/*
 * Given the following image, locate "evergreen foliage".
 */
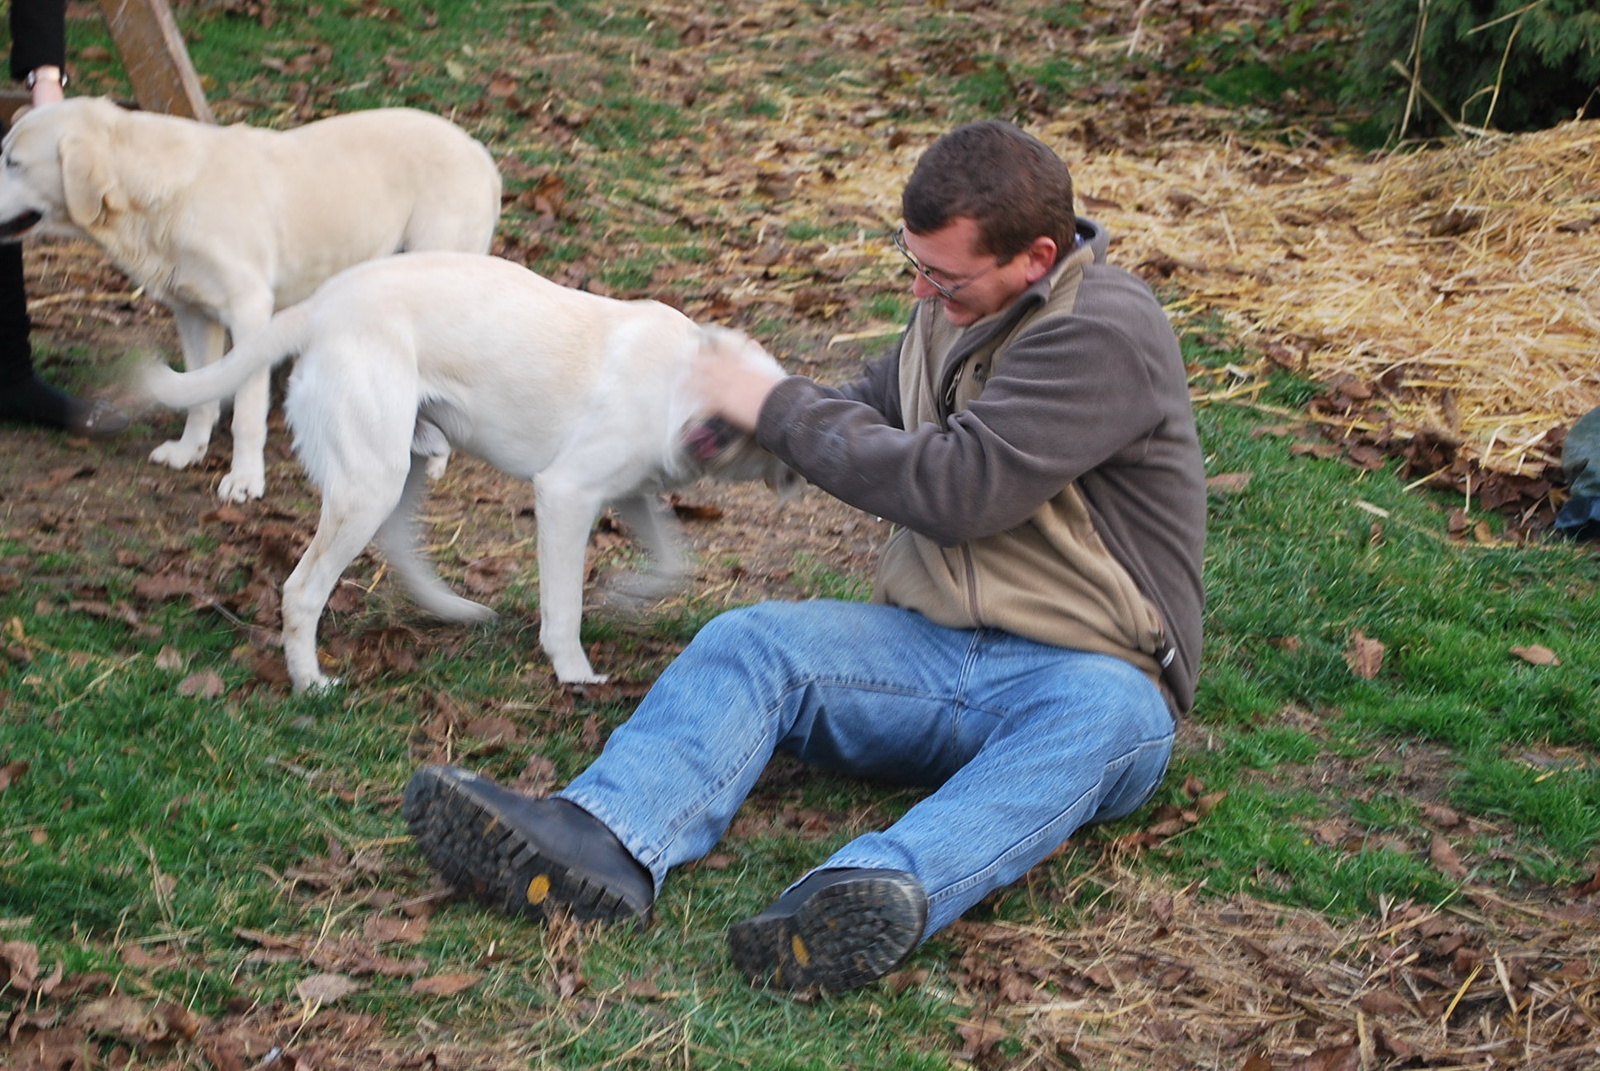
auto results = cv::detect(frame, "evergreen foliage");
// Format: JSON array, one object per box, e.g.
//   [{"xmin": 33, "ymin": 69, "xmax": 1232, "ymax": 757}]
[{"xmin": 1346, "ymin": 0, "xmax": 1600, "ymax": 139}]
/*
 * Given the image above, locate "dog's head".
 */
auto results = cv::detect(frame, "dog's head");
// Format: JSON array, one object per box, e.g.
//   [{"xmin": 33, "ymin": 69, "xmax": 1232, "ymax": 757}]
[
  {"xmin": 0, "ymin": 98, "xmax": 126, "ymax": 243},
  {"xmin": 687, "ymin": 326, "xmax": 803, "ymax": 499}
]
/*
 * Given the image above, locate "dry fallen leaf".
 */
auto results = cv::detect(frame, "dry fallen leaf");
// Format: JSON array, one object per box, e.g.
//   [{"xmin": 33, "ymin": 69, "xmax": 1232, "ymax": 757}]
[
  {"xmin": 1509, "ymin": 644, "xmax": 1560, "ymax": 666},
  {"xmin": 954, "ymin": 1016, "xmax": 1009, "ymax": 1061},
  {"xmin": 363, "ymin": 915, "xmax": 429, "ymax": 945},
  {"xmin": 0, "ymin": 760, "xmax": 28, "ymax": 793},
  {"xmin": 70, "ymin": 994, "xmax": 202, "ymax": 1043},
  {"xmin": 1205, "ymin": 471, "xmax": 1253, "ymax": 493},
  {"xmin": 1288, "ymin": 1042, "xmax": 1362, "ymax": 1071},
  {"xmin": 1240, "ymin": 1051, "xmax": 1273, "ymax": 1071},
  {"xmin": 1344, "ymin": 629, "xmax": 1384, "ymax": 680},
  {"xmin": 410, "ymin": 972, "xmax": 483, "ymax": 997},
  {"xmin": 1429, "ymin": 833, "xmax": 1468, "ymax": 880},
  {"xmin": 295, "ymin": 972, "xmax": 363, "ymax": 1005},
  {"xmin": 177, "ymin": 669, "xmax": 226, "ymax": 699},
  {"xmin": 1359, "ymin": 989, "xmax": 1410, "ymax": 1016},
  {"xmin": 1, "ymin": 940, "xmax": 40, "ymax": 990}
]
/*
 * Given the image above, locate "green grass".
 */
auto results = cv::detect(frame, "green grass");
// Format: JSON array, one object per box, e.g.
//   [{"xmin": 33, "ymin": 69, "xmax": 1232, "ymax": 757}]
[
  {"xmin": 2, "ymin": 1, "xmax": 1597, "ymax": 1066},
  {"xmin": 7, "ymin": 335, "xmax": 1598, "ymax": 1062},
  {"xmin": 1153, "ymin": 355, "xmax": 1600, "ymax": 912}
]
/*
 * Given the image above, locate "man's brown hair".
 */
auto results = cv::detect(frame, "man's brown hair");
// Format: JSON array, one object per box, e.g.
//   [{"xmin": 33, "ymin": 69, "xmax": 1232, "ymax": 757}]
[{"xmin": 900, "ymin": 120, "xmax": 1076, "ymax": 264}]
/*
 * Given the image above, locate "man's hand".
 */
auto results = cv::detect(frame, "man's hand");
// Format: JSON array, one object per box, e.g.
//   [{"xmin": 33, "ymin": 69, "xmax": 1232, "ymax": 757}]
[{"xmin": 690, "ymin": 331, "xmax": 786, "ymax": 433}]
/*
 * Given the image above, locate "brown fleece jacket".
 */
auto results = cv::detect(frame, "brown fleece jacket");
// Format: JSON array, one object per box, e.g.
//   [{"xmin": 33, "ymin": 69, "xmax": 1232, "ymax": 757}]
[{"xmin": 755, "ymin": 220, "xmax": 1206, "ymax": 714}]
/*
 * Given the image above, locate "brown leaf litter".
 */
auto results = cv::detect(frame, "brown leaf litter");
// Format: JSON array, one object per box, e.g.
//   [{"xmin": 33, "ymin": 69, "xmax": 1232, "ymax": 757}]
[
  {"xmin": 945, "ymin": 863, "xmax": 1600, "ymax": 1071},
  {"xmin": 8, "ymin": 854, "xmax": 1595, "ymax": 1070}
]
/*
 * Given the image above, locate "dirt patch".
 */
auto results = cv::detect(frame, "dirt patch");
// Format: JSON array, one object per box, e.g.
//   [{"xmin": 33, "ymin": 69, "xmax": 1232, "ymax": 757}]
[{"xmin": 3, "ymin": 237, "xmax": 885, "ymax": 693}]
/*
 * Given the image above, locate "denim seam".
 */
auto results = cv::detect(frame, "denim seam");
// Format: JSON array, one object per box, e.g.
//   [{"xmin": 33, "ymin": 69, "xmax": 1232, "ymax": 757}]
[
  {"xmin": 630, "ymin": 681, "xmax": 822, "ymax": 873},
  {"xmin": 917, "ymin": 734, "xmax": 1170, "ymax": 915},
  {"xmin": 948, "ymin": 629, "xmax": 985, "ymax": 750}
]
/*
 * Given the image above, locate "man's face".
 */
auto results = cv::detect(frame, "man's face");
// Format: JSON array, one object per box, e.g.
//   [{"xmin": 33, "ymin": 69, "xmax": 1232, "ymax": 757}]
[{"xmin": 898, "ymin": 217, "xmax": 1045, "ymax": 327}]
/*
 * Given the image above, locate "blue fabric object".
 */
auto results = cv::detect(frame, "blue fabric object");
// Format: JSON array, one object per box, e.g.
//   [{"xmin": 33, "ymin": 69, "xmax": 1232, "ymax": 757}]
[
  {"xmin": 1557, "ymin": 405, "xmax": 1600, "ymax": 540},
  {"xmin": 558, "ymin": 599, "xmax": 1174, "ymax": 939},
  {"xmin": 1554, "ymin": 495, "xmax": 1600, "ymax": 540}
]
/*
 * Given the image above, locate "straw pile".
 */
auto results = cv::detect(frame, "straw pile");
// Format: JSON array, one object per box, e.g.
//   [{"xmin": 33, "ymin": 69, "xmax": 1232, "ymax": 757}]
[
  {"xmin": 1060, "ymin": 117, "xmax": 1600, "ymax": 487},
  {"xmin": 657, "ymin": 102, "xmax": 1598, "ymax": 512}
]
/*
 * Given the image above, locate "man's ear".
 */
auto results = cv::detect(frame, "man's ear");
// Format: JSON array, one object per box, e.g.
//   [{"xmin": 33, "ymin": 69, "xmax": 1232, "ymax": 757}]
[
  {"xmin": 1022, "ymin": 235, "xmax": 1059, "ymax": 285},
  {"xmin": 59, "ymin": 132, "xmax": 118, "ymax": 229}
]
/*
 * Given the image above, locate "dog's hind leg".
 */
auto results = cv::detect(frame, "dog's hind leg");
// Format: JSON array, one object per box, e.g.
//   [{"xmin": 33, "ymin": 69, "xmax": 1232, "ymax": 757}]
[
  {"xmin": 373, "ymin": 454, "xmax": 497, "ymax": 624},
  {"xmin": 282, "ymin": 474, "xmax": 403, "ymax": 693},
  {"xmin": 149, "ymin": 308, "xmax": 225, "ymax": 473},
  {"xmin": 531, "ymin": 475, "xmax": 608, "ymax": 684}
]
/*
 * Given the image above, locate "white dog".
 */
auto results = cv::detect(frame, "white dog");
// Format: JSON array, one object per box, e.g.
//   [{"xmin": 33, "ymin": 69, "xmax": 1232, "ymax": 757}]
[
  {"xmin": 0, "ymin": 97, "xmax": 501, "ymax": 501},
  {"xmin": 137, "ymin": 251, "xmax": 797, "ymax": 691}
]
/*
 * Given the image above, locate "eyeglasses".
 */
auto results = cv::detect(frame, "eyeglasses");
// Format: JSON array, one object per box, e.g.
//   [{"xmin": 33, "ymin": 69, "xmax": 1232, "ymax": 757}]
[{"xmin": 891, "ymin": 227, "xmax": 1000, "ymax": 302}]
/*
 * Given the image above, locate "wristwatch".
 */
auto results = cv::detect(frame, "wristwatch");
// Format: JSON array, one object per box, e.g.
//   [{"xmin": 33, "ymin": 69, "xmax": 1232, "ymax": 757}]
[{"xmin": 24, "ymin": 68, "xmax": 67, "ymax": 90}]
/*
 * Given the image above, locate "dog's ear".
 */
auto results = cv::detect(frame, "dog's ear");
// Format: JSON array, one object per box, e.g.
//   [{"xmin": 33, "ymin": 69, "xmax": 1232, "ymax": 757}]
[
  {"xmin": 58, "ymin": 131, "xmax": 119, "ymax": 231},
  {"xmin": 696, "ymin": 325, "xmax": 740, "ymax": 358}
]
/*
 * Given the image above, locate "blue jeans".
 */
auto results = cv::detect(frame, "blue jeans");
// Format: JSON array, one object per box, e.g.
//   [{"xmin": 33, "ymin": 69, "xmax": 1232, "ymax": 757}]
[{"xmin": 559, "ymin": 600, "xmax": 1175, "ymax": 938}]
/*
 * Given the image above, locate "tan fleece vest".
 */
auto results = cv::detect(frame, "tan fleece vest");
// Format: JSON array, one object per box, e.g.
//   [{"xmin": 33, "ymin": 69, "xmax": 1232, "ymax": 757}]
[{"xmin": 871, "ymin": 244, "xmax": 1169, "ymax": 683}]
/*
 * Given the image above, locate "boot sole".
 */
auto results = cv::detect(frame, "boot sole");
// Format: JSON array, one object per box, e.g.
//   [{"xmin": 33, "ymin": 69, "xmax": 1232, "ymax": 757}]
[
  {"xmin": 402, "ymin": 766, "xmax": 647, "ymax": 926},
  {"xmin": 727, "ymin": 873, "xmax": 927, "ymax": 991}
]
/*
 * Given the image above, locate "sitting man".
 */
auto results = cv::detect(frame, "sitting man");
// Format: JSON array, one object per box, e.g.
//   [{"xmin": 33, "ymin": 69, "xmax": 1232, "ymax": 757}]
[{"xmin": 404, "ymin": 119, "xmax": 1206, "ymax": 993}]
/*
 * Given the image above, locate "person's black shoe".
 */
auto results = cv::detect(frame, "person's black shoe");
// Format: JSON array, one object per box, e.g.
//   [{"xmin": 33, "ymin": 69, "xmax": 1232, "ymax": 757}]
[
  {"xmin": 0, "ymin": 375, "xmax": 128, "ymax": 438},
  {"xmin": 68, "ymin": 396, "xmax": 131, "ymax": 438},
  {"xmin": 402, "ymin": 765, "xmax": 654, "ymax": 927},
  {"xmin": 727, "ymin": 868, "xmax": 927, "ymax": 992}
]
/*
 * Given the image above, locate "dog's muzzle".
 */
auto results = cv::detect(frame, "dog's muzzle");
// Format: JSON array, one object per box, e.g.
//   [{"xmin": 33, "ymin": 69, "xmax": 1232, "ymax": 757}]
[
  {"xmin": 684, "ymin": 417, "xmax": 740, "ymax": 464},
  {"xmin": 0, "ymin": 210, "xmax": 42, "ymax": 240}
]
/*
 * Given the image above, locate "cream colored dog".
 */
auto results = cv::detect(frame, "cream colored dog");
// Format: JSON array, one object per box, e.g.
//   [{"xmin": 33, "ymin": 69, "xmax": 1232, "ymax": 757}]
[
  {"xmin": 137, "ymin": 251, "xmax": 797, "ymax": 691},
  {"xmin": 0, "ymin": 97, "xmax": 501, "ymax": 501}
]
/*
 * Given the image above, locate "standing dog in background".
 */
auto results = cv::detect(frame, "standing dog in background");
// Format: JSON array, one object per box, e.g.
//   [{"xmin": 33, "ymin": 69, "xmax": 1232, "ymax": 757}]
[
  {"xmin": 137, "ymin": 252, "xmax": 799, "ymax": 691},
  {"xmin": 0, "ymin": 97, "xmax": 501, "ymax": 500}
]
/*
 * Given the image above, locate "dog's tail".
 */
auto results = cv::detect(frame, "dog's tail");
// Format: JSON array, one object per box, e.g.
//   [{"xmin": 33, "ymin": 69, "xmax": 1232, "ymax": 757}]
[{"xmin": 134, "ymin": 301, "xmax": 315, "ymax": 410}]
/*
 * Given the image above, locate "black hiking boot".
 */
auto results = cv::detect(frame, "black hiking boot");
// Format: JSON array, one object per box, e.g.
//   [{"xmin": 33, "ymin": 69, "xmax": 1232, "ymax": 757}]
[
  {"xmin": 727, "ymin": 868, "xmax": 927, "ymax": 992},
  {"xmin": 0, "ymin": 375, "xmax": 129, "ymax": 438},
  {"xmin": 403, "ymin": 765, "xmax": 653, "ymax": 927}
]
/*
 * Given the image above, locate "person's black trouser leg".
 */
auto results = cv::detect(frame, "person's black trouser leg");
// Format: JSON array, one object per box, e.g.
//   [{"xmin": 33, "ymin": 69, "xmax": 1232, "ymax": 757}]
[
  {"xmin": 0, "ymin": 238, "xmax": 76, "ymax": 428},
  {"xmin": 0, "ymin": 238, "xmax": 36, "ymax": 383}
]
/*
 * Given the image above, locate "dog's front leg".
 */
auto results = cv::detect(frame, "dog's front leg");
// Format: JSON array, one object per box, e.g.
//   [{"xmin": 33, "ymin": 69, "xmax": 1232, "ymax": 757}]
[
  {"xmin": 148, "ymin": 309, "xmax": 225, "ymax": 472},
  {"xmin": 592, "ymin": 493, "xmax": 691, "ymax": 611},
  {"xmin": 216, "ymin": 300, "xmax": 275, "ymax": 503},
  {"xmin": 612, "ymin": 493, "xmax": 689, "ymax": 583},
  {"xmin": 532, "ymin": 477, "xmax": 607, "ymax": 684}
]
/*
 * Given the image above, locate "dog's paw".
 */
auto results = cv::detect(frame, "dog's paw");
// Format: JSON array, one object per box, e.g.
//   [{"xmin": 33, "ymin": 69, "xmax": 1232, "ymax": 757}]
[
  {"xmin": 217, "ymin": 469, "xmax": 266, "ymax": 503},
  {"xmin": 558, "ymin": 671, "xmax": 611, "ymax": 688},
  {"xmin": 424, "ymin": 454, "xmax": 449, "ymax": 480},
  {"xmin": 591, "ymin": 570, "xmax": 688, "ymax": 616},
  {"xmin": 297, "ymin": 675, "xmax": 344, "ymax": 695},
  {"xmin": 149, "ymin": 439, "xmax": 208, "ymax": 470},
  {"xmin": 428, "ymin": 596, "xmax": 497, "ymax": 624},
  {"xmin": 549, "ymin": 652, "xmax": 608, "ymax": 685}
]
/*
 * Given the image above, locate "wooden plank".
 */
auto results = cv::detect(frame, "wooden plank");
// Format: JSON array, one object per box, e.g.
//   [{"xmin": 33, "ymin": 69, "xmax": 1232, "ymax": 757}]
[
  {"xmin": 94, "ymin": 0, "xmax": 212, "ymax": 122},
  {"xmin": 0, "ymin": 89, "xmax": 29, "ymax": 127}
]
